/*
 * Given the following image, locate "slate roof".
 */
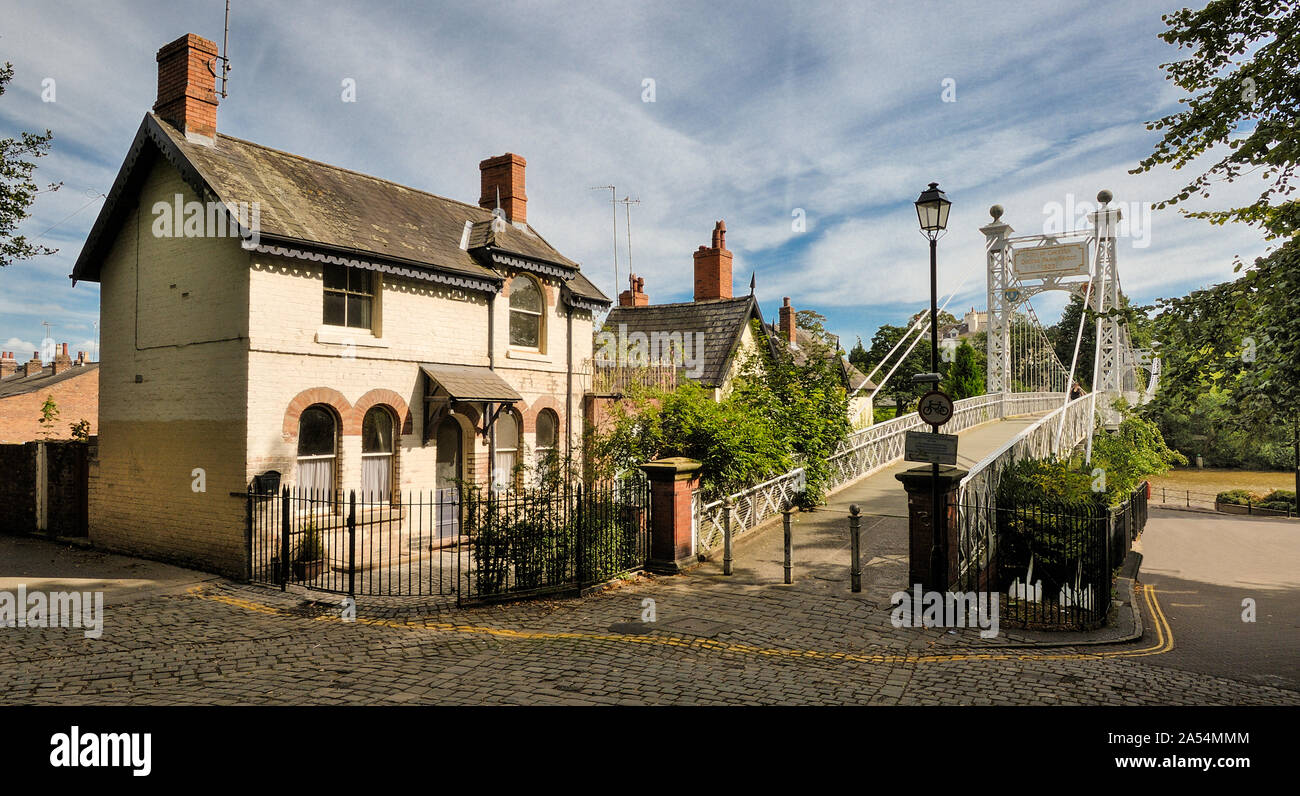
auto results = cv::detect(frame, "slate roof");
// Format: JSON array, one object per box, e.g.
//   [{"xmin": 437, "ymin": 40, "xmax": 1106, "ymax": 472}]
[
  {"xmin": 71, "ymin": 114, "xmax": 608, "ymax": 306},
  {"xmin": 420, "ymin": 364, "xmax": 522, "ymax": 403},
  {"xmin": 765, "ymin": 323, "xmax": 876, "ymax": 393},
  {"xmin": 0, "ymin": 363, "xmax": 99, "ymax": 398},
  {"xmin": 601, "ymin": 296, "xmax": 767, "ymax": 388}
]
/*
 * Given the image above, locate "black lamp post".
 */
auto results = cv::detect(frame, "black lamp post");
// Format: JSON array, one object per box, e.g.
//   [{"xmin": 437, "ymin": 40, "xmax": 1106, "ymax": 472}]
[{"xmin": 915, "ymin": 182, "xmax": 951, "ymax": 589}]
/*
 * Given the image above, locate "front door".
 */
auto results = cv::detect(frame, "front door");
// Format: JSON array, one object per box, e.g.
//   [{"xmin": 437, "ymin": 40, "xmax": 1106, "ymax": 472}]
[{"xmin": 434, "ymin": 416, "xmax": 462, "ymax": 540}]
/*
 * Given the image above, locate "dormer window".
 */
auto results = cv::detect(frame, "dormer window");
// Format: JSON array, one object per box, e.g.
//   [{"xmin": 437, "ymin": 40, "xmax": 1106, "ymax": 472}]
[
  {"xmin": 323, "ymin": 264, "xmax": 374, "ymax": 330},
  {"xmin": 508, "ymin": 275, "xmax": 543, "ymax": 349}
]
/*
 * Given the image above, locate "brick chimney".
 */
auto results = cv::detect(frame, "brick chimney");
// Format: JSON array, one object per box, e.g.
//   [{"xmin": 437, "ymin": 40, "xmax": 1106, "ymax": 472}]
[
  {"xmin": 478, "ymin": 153, "xmax": 527, "ymax": 225},
  {"xmin": 0, "ymin": 352, "xmax": 15, "ymax": 379},
  {"xmin": 618, "ymin": 274, "xmax": 649, "ymax": 308},
  {"xmin": 52, "ymin": 343, "xmax": 72, "ymax": 375},
  {"xmin": 154, "ymin": 33, "xmax": 220, "ymax": 142},
  {"xmin": 76, "ymin": 350, "xmax": 87, "ymax": 366},
  {"xmin": 693, "ymin": 220, "xmax": 733, "ymax": 301},
  {"xmin": 780, "ymin": 297, "xmax": 796, "ymax": 343},
  {"xmin": 24, "ymin": 351, "xmax": 44, "ymax": 378}
]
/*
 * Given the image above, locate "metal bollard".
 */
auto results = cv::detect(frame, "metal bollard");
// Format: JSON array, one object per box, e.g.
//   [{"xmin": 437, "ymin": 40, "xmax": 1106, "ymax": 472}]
[
  {"xmin": 849, "ymin": 504, "xmax": 862, "ymax": 593},
  {"xmin": 782, "ymin": 507, "xmax": 793, "ymax": 585},
  {"xmin": 723, "ymin": 496, "xmax": 734, "ymax": 576}
]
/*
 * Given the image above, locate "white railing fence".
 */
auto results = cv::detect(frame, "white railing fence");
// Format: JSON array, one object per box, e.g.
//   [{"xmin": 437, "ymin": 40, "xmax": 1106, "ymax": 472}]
[
  {"xmin": 694, "ymin": 391, "xmax": 1067, "ymax": 554},
  {"xmin": 953, "ymin": 393, "xmax": 1096, "ymax": 583},
  {"xmin": 694, "ymin": 468, "xmax": 806, "ymax": 554}
]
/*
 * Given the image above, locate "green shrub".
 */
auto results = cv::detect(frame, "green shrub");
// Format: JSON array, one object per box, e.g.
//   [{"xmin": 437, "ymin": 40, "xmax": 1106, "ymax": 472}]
[
  {"xmin": 1215, "ymin": 489, "xmax": 1256, "ymax": 506},
  {"xmin": 294, "ymin": 525, "xmax": 326, "ymax": 562}
]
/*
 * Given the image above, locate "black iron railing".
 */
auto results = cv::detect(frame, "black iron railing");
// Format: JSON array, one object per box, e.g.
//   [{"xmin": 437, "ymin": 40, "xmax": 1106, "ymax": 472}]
[
  {"xmin": 955, "ymin": 482, "xmax": 1149, "ymax": 629},
  {"xmin": 247, "ymin": 477, "xmax": 650, "ymax": 605},
  {"xmin": 460, "ymin": 479, "xmax": 649, "ymax": 604}
]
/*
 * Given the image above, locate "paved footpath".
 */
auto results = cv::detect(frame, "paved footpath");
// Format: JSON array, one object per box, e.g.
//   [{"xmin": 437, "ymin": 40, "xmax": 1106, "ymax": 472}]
[{"xmin": 1, "ymin": 417, "xmax": 1296, "ymax": 705}]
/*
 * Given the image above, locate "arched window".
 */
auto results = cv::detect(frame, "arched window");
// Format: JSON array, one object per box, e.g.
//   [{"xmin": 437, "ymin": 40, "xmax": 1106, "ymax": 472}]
[
  {"xmin": 508, "ymin": 276, "xmax": 543, "ymax": 349},
  {"xmin": 361, "ymin": 406, "xmax": 396, "ymax": 501},
  {"xmin": 493, "ymin": 411, "xmax": 520, "ymax": 492},
  {"xmin": 297, "ymin": 406, "xmax": 337, "ymax": 497},
  {"xmin": 534, "ymin": 409, "xmax": 558, "ymax": 482}
]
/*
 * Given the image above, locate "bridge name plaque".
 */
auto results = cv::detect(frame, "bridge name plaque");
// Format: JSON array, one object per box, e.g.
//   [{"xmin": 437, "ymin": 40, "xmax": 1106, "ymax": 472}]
[{"xmin": 1013, "ymin": 242, "xmax": 1088, "ymax": 279}]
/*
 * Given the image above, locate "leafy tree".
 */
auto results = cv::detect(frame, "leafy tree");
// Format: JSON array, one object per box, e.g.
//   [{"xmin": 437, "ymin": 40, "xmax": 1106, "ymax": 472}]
[
  {"xmin": 861, "ymin": 310, "xmax": 957, "ymax": 412},
  {"xmin": 1131, "ymin": 0, "xmax": 1300, "ymax": 492},
  {"xmin": 942, "ymin": 340, "xmax": 985, "ymax": 399},
  {"xmin": 1, "ymin": 63, "xmax": 59, "ymax": 266},
  {"xmin": 589, "ymin": 321, "xmax": 850, "ymax": 504},
  {"xmin": 793, "ymin": 309, "xmax": 838, "ymax": 350},
  {"xmin": 1131, "ymin": 0, "xmax": 1299, "ymax": 239},
  {"xmin": 38, "ymin": 395, "xmax": 59, "ymax": 439},
  {"xmin": 69, "ymin": 418, "xmax": 91, "ymax": 443},
  {"xmin": 1045, "ymin": 293, "xmax": 1154, "ymax": 392}
]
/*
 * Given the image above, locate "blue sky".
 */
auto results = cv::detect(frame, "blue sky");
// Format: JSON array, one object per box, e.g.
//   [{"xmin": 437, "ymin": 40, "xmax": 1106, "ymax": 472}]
[{"xmin": 0, "ymin": 0, "xmax": 1272, "ymax": 360}]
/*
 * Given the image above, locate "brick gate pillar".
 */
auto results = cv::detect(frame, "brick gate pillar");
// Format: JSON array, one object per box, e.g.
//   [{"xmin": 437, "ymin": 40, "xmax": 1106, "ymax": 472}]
[
  {"xmin": 894, "ymin": 465, "xmax": 968, "ymax": 591},
  {"xmin": 639, "ymin": 457, "xmax": 702, "ymax": 574}
]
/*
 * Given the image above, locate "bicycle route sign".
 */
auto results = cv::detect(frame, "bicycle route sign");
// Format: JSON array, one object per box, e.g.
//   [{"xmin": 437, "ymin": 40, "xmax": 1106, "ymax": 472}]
[{"xmin": 918, "ymin": 390, "xmax": 955, "ymax": 427}]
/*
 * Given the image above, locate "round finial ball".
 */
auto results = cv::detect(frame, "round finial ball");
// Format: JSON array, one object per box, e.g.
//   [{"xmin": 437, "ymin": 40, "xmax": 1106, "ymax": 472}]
[
  {"xmin": 1097, "ymin": 189, "xmax": 1113, "ymax": 205},
  {"xmin": 989, "ymin": 204, "xmax": 1004, "ymax": 221}
]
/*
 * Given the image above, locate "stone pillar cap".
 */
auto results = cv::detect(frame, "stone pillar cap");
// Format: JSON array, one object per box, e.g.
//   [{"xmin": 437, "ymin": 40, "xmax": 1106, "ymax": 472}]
[{"xmin": 639, "ymin": 457, "xmax": 703, "ymax": 481}]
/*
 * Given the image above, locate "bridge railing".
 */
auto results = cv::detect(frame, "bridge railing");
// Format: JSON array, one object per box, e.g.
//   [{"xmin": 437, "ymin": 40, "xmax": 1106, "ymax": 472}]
[
  {"xmin": 695, "ymin": 391, "xmax": 1067, "ymax": 554},
  {"xmin": 953, "ymin": 392, "xmax": 1096, "ymax": 586}
]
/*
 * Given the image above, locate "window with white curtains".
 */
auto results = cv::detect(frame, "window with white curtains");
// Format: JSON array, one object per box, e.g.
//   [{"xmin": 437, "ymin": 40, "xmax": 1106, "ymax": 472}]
[
  {"xmin": 534, "ymin": 409, "xmax": 558, "ymax": 483},
  {"xmin": 493, "ymin": 411, "xmax": 519, "ymax": 492},
  {"xmin": 297, "ymin": 406, "xmax": 336, "ymax": 498},
  {"xmin": 361, "ymin": 406, "xmax": 395, "ymax": 501}
]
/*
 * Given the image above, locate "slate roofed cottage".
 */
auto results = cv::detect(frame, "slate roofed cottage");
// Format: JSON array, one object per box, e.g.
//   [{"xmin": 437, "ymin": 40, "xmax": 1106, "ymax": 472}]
[{"xmin": 70, "ymin": 33, "xmax": 609, "ymax": 577}]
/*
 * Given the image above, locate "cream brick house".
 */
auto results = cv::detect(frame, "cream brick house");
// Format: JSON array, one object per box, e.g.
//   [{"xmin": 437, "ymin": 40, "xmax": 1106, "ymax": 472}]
[{"xmin": 70, "ymin": 33, "xmax": 609, "ymax": 576}]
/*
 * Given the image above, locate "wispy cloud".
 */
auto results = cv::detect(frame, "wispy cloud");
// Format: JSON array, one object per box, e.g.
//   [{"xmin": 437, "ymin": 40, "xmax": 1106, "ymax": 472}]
[{"xmin": 0, "ymin": 0, "xmax": 1270, "ymax": 351}]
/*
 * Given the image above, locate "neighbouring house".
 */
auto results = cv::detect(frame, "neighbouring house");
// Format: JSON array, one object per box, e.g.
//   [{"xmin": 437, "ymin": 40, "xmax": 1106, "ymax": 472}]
[
  {"xmin": 766, "ymin": 298, "xmax": 875, "ymax": 429},
  {"xmin": 942, "ymin": 307, "xmax": 988, "ymax": 341},
  {"xmin": 0, "ymin": 345, "xmax": 99, "ymax": 443},
  {"xmin": 588, "ymin": 220, "xmax": 873, "ymax": 433},
  {"xmin": 69, "ymin": 33, "xmax": 609, "ymax": 577},
  {"xmin": 589, "ymin": 221, "xmax": 773, "ymax": 423}
]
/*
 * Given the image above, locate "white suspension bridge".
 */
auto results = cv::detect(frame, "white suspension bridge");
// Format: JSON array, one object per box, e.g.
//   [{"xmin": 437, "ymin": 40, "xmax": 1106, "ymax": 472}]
[{"xmin": 694, "ymin": 191, "xmax": 1159, "ymax": 558}]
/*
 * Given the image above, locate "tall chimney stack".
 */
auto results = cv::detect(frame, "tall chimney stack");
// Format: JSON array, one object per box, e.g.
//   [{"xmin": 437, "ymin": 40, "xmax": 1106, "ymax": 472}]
[
  {"xmin": 155, "ymin": 33, "xmax": 220, "ymax": 143},
  {"xmin": 780, "ymin": 297, "xmax": 796, "ymax": 343},
  {"xmin": 52, "ymin": 342, "xmax": 72, "ymax": 375},
  {"xmin": 0, "ymin": 352, "xmax": 15, "ymax": 379},
  {"xmin": 478, "ymin": 153, "xmax": 527, "ymax": 225},
  {"xmin": 693, "ymin": 220, "xmax": 733, "ymax": 301},
  {"xmin": 618, "ymin": 274, "xmax": 649, "ymax": 307},
  {"xmin": 24, "ymin": 351, "xmax": 43, "ymax": 378}
]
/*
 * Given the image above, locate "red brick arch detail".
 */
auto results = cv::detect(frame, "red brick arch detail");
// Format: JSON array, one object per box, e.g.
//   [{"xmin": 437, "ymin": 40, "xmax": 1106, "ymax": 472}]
[
  {"xmin": 520, "ymin": 395, "xmax": 564, "ymax": 436},
  {"xmin": 353, "ymin": 389, "xmax": 414, "ymax": 436},
  {"xmin": 283, "ymin": 388, "xmax": 355, "ymax": 441}
]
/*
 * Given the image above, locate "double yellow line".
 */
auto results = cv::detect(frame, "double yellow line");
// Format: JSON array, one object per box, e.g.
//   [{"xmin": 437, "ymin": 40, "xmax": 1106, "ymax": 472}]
[{"xmin": 185, "ymin": 583, "xmax": 1173, "ymax": 664}]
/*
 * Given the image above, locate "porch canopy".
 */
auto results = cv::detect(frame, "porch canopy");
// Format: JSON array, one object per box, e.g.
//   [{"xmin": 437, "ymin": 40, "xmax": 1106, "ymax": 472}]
[{"xmin": 420, "ymin": 363, "xmax": 522, "ymax": 442}]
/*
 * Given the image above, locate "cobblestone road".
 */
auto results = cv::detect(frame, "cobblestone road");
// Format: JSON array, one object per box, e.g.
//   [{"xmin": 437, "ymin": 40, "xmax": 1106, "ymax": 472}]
[{"xmin": 2, "ymin": 544, "xmax": 1295, "ymax": 706}]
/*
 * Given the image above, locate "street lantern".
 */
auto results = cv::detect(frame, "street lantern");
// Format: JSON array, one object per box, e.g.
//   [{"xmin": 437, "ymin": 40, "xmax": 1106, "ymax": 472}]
[
  {"xmin": 915, "ymin": 181, "xmax": 951, "ymax": 590},
  {"xmin": 914, "ymin": 182, "xmax": 951, "ymax": 239}
]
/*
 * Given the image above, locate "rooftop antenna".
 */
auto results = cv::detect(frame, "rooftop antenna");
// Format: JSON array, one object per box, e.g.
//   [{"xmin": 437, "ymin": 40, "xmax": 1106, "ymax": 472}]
[
  {"xmin": 40, "ymin": 320, "xmax": 53, "ymax": 363},
  {"xmin": 616, "ymin": 196, "xmax": 640, "ymax": 277},
  {"xmin": 209, "ymin": 0, "xmax": 233, "ymax": 98},
  {"xmin": 589, "ymin": 186, "xmax": 618, "ymax": 294}
]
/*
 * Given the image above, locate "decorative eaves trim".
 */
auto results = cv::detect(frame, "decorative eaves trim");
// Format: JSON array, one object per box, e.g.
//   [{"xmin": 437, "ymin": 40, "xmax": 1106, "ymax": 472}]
[
  {"xmin": 254, "ymin": 241, "xmax": 500, "ymax": 294},
  {"xmin": 487, "ymin": 249, "xmax": 577, "ymax": 280},
  {"xmin": 71, "ymin": 114, "xmax": 222, "ymax": 283}
]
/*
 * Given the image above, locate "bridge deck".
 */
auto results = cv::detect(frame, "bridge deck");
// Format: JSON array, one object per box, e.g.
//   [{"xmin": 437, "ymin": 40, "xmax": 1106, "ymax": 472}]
[{"xmin": 689, "ymin": 411, "xmax": 1052, "ymax": 595}]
